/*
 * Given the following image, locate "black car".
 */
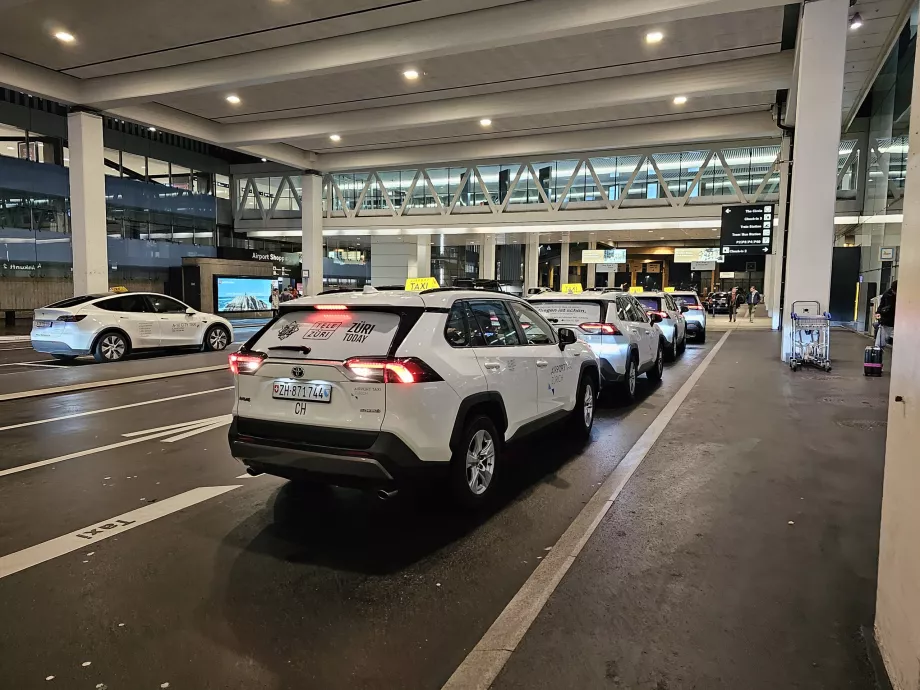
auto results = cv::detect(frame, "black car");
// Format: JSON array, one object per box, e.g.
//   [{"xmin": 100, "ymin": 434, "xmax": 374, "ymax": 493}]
[{"xmin": 708, "ymin": 291, "xmax": 731, "ymax": 314}]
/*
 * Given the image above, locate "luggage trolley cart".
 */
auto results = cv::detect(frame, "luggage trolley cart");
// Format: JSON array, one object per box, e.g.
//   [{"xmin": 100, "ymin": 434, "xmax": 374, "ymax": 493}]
[{"xmin": 789, "ymin": 301, "xmax": 832, "ymax": 372}]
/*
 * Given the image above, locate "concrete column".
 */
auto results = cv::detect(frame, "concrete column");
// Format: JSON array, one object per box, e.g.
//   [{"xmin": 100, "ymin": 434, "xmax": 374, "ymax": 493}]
[
  {"xmin": 771, "ymin": 136, "xmax": 792, "ymax": 330},
  {"xmin": 479, "ymin": 235, "xmax": 496, "ymax": 280},
  {"xmin": 874, "ymin": 29, "xmax": 920, "ymax": 689},
  {"xmin": 559, "ymin": 241, "xmax": 570, "ymax": 286},
  {"xmin": 586, "ymin": 241, "xmax": 597, "ymax": 289},
  {"xmin": 415, "ymin": 234, "xmax": 431, "ymax": 279},
  {"xmin": 370, "ymin": 238, "xmax": 421, "ymax": 286},
  {"xmin": 67, "ymin": 111, "xmax": 108, "ymax": 295},
  {"xmin": 780, "ymin": 0, "xmax": 848, "ymax": 358},
  {"xmin": 301, "ymin": 173, "xmax": 324, "ymax": 296},
  {"xmin": 524, "ymin": 234, "xmax": 539, "ymax": 291}
]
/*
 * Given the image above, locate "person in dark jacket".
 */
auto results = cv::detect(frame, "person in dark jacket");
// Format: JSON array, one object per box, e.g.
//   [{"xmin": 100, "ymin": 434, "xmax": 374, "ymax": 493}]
[
  {"xmin": 746, "ymin": 286, "xmax": 761, "ymax": 322},
  {"xmin": 875, "ymin": 280, "xmax": 897, "ymax": 347},
  {"xmin": 728, "ymin": 287, "xmax": 741, "ymax": 322}
]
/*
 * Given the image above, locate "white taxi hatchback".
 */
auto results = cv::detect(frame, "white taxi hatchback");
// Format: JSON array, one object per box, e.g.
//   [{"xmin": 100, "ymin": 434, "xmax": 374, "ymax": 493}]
[
  {"xmin": 228, "ymin": 288, "xmax": 600, "ymax": 508},
  {"xmin": 31, "ymin": 292, "xmax": 233, "ymax": 362}
]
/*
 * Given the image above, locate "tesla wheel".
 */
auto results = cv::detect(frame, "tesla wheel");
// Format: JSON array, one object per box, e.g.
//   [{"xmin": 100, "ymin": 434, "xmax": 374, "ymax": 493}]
[
  {"xmin": 93, "ymin": 332, "xmax": 128, "ymax": 363},
  {"xmin": 697, "ymin": 329, "xmax": 707, "ymax": 344},
  {"xmin": 568, "ymin": 372, "xmax": 597, "ymax": 441},
  {"xmin": 450, "ymin": 415, "xmax": 500, "ymax": 510},
  {"xmin": 51, "ymin": 354, "xmax": 77, "ymax": 362},
  {"xmin": 646, "ymin": 345, "xmax": 664, "ymax": 382},
  {"xmin": 618, "ymin": 355, "xmax": 638, "ymax": 403},
  {"xmin": 203, "ymin": 325, "xmax": 230, "ymax": 352},
  {"xmin": 665, "ymin": 336, "xmax": 678, "ymax": 362}
]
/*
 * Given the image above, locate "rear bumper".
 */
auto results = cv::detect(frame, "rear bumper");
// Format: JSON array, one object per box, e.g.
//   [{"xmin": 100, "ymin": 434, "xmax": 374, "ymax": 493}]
[
  {"xmin": 228, "ymin": 417, "xmax": 445, "ymax": 489},
  {"xmin": 29, "ymin": 340, "xmax": 89, "ymax": 355},
  {"xmin": 598, "ymin": 358, "xmax": 625, "ymax": 384}
]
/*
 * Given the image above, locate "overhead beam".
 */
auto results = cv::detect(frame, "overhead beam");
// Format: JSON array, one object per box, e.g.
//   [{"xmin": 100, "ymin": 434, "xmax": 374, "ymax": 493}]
[
  {"xmin": 222, "ymin": 52, "xmax": 793, "ymax": 145},
  {"xmin": 78, "ymin": 0, "xmax": 790, "ymax": 108},
  {"xmin": 314, "ymin": 111, "xmax": 781, "ymax": 171}
]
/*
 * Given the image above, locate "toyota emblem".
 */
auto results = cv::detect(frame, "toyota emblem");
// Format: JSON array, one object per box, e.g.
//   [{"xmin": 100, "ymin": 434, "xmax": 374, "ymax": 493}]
[{"xmin": 291, "ymin": 366, "xmax": 305, "ymax": 378}]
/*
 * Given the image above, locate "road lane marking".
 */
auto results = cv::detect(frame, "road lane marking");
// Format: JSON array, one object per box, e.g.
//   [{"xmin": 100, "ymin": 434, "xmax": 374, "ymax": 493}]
[
  {"xmin": 0, "ymin": 485, "xmax": 240, "ymax": 579},
  {"xmin": 0, "ymin": 364, "xmax": 228, "ymax": 402},
  {"xmin": 161, "ymin": 418, "xmax": 231, "ymax": 443},
  {"xmin": 121, "ymin": 415, "xmax": 231, "ymax": 438},
  {"xmin": 0, "ymin": 387, "xmax": 233, "ymax": 433},
  {"xmin": 0, "ymin": 360, "xmax": 55, "ymax": 367},
  {"xmin": 442, "ymin": 332, "xmax": 732, "ymax": 690}
]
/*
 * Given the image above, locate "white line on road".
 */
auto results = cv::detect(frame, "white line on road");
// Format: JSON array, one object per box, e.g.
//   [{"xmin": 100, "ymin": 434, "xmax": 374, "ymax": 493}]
[
  {"xmin": 0, "ymin": 387, "xmax": 233, "ymax": 433},
  {"xmin": 121, "ymin": 415, "xmax": 230, "ymax": 438},
  {"xmin": 442, "ymin": 331, "xmax": 732, "ymax": 690},
  {"xmin": 0, "ymin": 485, "xmax": 240, "ymax": 579},
  {"xmin": 0, "ymin": 364, "xmax": 228, "ymax": 402},
  {"xmin": 161, "ymin": 418, "xmax": 231, "ymax": 443},
  {"xmin": 0, "ymin": 361, "xmax": 55, "ymax": 368}
]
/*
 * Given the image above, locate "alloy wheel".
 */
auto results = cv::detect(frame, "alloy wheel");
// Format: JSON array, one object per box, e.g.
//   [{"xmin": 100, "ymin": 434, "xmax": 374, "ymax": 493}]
[
  {"xmin": 102, "ymin": 335, "xmax": 125, "ymax": 360},
  {"xmin": 583, "ymin": 383, "xmax": 595, "ymax": 427},
  {"xmin": 465, "ymin": 429, "xmax": 495, "ymax": 495},
  {"xmin": 209, "ymin": 328, "xmax": 229, "ymax": 350},
  {"xmin": 628, "ymin": 361, "xmax": 637, "ymax": 397}
]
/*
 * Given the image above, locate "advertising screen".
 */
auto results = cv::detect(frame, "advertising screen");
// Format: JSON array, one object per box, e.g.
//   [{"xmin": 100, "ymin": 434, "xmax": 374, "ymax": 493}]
[{"xmin": 215, "ymin": 276, "xmax": 274, "ymax": 313}]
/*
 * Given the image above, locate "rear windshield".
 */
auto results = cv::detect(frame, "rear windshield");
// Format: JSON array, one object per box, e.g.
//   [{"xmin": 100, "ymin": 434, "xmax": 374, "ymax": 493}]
[
  {"xmin": 674, "ymin": 294, "xmax": 701, "ymax": 306},
  {"xmin": 45, "ymin": 295, "xmax": 104, "ymax": 308},
  {"xmin": 635, "ymin": 297, "xmax": 662, "ymax": 311},
  {"xmin": 530, "ymin": 300, "xmax": 602, "ymax": 325},
  {"xmin": 253, "ymin": 310, "xmax": 401, "ymax": 360}
]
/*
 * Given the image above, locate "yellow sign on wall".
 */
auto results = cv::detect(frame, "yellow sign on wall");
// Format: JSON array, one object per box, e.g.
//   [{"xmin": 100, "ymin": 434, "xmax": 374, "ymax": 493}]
[
  {"xmin": 405, "ymin": 277, "xmax": 440, "ymax": 291},
  {"xmin": 560, "ymin": 283, "xmax": 583, "ymax": 294}
]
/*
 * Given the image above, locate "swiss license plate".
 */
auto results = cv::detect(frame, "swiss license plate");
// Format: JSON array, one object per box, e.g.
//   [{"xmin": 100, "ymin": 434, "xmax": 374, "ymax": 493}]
[
  {"xmin": 272, "ymin": 381, "xmax": 332, "ymax": 403},
  {"xmin": 33, "ymin": 320, "xmax": 51, "ymax": 328}
]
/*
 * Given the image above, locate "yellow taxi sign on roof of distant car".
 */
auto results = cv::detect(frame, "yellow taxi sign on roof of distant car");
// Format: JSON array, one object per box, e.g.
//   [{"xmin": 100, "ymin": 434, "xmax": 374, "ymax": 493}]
[
  {"xmin": 404, "ymin": 277, "xmax": 440, "ymax": 292},
  {"xmin": 109, "ymin": 286, "xmax": 129, "ymax": 293},
  {"xmin": 560, "ymin": 283, "xmax": 583, "ymax": 295},
  {"xmin": 629, "ymin": 286, "xmax": 644, "ymax": 294}
]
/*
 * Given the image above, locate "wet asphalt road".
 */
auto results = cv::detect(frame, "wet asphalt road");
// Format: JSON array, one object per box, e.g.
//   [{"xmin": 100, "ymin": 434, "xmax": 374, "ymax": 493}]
[{"xmin": 0, "ymin": 337, "xmax": 714, "ymax": 689}]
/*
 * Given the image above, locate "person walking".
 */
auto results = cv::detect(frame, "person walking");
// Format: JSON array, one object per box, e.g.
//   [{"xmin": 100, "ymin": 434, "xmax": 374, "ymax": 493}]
[
  {"xmin": 875, "ymin": 280, "xmax": 897, "ymax": 348},
  {"xmin": 746, "ymin": 285, "xmax": 761, "ymax": 322},
  {"xmin": 270, "ymin": 287, "xmax": 280, "ymax": 318},
  {"xmin": 727, "ymin": 287, "xmax": 741, "ymax": 322}
]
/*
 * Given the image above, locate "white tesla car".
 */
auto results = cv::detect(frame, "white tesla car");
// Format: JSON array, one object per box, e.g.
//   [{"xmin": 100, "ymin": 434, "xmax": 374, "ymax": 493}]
[{"xmin": 31, "ymin": 292, "xmax": 234, "ymax": 363}]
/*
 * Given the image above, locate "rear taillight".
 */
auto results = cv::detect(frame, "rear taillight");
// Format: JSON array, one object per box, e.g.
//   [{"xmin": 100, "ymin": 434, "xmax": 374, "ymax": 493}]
[
  {"xmin": 652, "ymin": 311, "xmax": 670, "ymax": 319},
  {"xmin": 56, "ymin": 314, "xmax": 86, "ymax": 322},
  {"xmin": 688, "ymin": 305, "xmax": 704, "ymax": 310},
  {"xmin": 579, "ymin": 322, "xmax": 621, "ymax": 335},
  {"xmin": 344, "ymin": 357, "xmax": 443, "ymax": 384},
  {"xmin": 229, "ymin": 351, "xmax": 266, "ymax": 375}
]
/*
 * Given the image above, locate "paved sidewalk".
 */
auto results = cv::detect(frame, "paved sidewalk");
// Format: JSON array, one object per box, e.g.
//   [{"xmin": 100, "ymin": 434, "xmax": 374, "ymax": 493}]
[{"xmin": 492, "ymin": 331, "xmax": 887, "ymax": 690}]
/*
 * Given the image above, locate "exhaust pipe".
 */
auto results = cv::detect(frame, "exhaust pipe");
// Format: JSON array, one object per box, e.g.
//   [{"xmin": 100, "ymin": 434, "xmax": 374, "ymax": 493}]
[
  {"xmin": 377, "ymin": 488, "xmax": 398, "ymax": 501},
  {"xmin": 245, "ymin": 467, "xmax": 263, "ymax": 476}
]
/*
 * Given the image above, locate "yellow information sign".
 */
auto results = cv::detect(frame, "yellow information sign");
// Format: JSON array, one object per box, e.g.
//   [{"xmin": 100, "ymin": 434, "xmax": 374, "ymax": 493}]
[
  {"xmin": 560, "ymin": 283, "xmax": 583, "ymax": 295},
  {"xmin": 405, "ymin": 277, "xmax": 440, "ymax": 292},
  {"xmin": 664, "ymin": 287, "xmax": 675, "ymax": 292},
  {"xmin": 629, "ymin": 286, "xmax": 644, "ymax": 294}
]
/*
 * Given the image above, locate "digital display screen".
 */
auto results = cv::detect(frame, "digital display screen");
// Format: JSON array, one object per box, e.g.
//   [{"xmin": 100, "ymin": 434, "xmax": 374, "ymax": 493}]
[{"xmin": 215, "ymin": 276, "xmax": 274, "ymax": 313}]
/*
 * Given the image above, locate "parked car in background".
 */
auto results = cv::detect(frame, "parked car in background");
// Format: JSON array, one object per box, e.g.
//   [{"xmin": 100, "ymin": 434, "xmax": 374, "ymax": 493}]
[
  {"xmin": 31, "ymin": 292, "xmax": 233, "ymax": 363},
  {"xmin": 634, "ymin": 291, "xmax": 688, "ymax": 361},
  {"xmin": 671, "ymin": 291, "xmax": 707, "ymax": 342},
  {"xmin": 708, "ymin": 291, "xmax": 731, "ymax": 314},
  {"xmin": 528, "ymin": 291, "xmax": 664, "ymax": 402}
]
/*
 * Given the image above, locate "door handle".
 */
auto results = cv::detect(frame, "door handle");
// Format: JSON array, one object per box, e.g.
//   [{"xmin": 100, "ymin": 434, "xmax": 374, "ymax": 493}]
[
  {"xmin": 536, "ymin": 360, "xmax": 549, "ymax": 368},
  {"xmin": 483, "ymin": 362, "xmax": 501, "ymax": 371}
]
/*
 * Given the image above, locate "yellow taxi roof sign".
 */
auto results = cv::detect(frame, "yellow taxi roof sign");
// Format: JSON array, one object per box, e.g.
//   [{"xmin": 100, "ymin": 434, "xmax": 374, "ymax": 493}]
[
  {"xmin": 109, "ymin": 286, "xmax": 128, "ymax": 293},
  {"xmin": 628, "ymin": 286, "xmax": 644, "ymax": 294},
  {"xmin": 664, "ymin": 287, "xmax": 675, "ymax": 292},
  {"xmin": 405, "ymin": 276, "xmax": 440, "ymax": 292},
  {"xmin": 560, "ymin": 283, "xmax": 583, "ymax": 295}
]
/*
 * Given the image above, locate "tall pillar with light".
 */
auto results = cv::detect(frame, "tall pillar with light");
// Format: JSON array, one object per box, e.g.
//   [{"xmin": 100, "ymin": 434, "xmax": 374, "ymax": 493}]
[
  {"xmin": 67, "ymin": 111, "xmax": 108, "ymax": 295},
  {"xmin": 586, "ymin": 241, "xmax": 597, "ymax": 289},
  {"xmin": 780, "ymin": 0, "xmax": 848, "ymax": 358},
  {"xmin": 301, "ymin": 172, "xmax": 324, "ymax": 296},
  {"xmin": 415, "ymin": 235, "xmax": 432, "ymax": 279},
  {"xmin": 524, "ymin": 234, "xmax": 539, "ymax": 292},
  {"xmin": 479, "ymin": 235, "xmax": 496, "ymax": 280},
  {"xmin": 559, "ymin": 241, "xmax": 570, "ymax": 288}
]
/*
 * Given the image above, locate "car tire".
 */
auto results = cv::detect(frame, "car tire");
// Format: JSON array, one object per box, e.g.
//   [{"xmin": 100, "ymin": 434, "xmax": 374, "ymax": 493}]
[
  {"xmin": 203, "ymin": 325, "xmax": 231, "ymax": 352},
  {"xmin": 93, "ymin": 331, "xmax": 129, "ymax": 363},
  {"xmin": 697, "ymin": 329, "xmax": 707, "ymax": 344},
  {"xmin": 568, "ymin": 371, "xmax": 597, "ymax": 441},
  {"xmin": 665, "ymin": 336, "xmax": 678, "ymax": 362},
  {"xmin": 646, "ymin": 344, "xmax": 664, "ymax": 382},
  {"xmin": 618, "ymin": 355, "xmax": 638, "ymax": 403},
  {"xmin": 51, "ymin": 354, "xmax": 77, "ymax": 362},
  {"xmin": 450, "ymin": 415, "xmax": 500, "ymax": 510},
  {"xmin": 677, "ymin": 333, "xmax": 687, "ymax": 354}
]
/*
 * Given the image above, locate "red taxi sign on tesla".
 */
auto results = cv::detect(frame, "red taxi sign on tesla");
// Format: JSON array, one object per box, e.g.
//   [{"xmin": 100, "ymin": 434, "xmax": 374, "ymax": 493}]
[{"xmin": 720, "ymin": 204, "xmax": 774, "ymax": 255}]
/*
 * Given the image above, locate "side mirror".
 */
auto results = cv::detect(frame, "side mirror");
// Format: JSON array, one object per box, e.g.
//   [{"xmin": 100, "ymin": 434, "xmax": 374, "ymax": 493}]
[
  {"xmin": 680, "ymin": 305, "xmax": 689, "ymax": 313},
  {"xmin": 186, "ymin": 307, "xmax": 196, "ymax": 316},
  {"xmin": 557, "ymin": 327, "xmax": 578, "ymax": 350},
  {"xmin": 648, "ymin": 312, "xmax": 663, "ymax": 324}
]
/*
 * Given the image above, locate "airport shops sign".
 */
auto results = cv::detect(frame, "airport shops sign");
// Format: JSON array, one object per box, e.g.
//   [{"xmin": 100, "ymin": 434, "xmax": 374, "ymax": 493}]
[
  {"xmin": 581, "ymin": 248, "xmax": 626, "ymax": 263},
  {"xmin": 720, "ymin": 204, "xmax": 774, "ymax": 256}
]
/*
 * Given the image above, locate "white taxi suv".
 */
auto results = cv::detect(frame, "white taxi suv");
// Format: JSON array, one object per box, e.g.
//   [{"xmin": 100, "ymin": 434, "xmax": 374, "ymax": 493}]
[
  {"xmin": 227, "ymin": 287, "xmax": 600, "ymax": 508},
  {"xmin": 634, "ymin": 291, "xmax": 688, "ymax": 361},
  {"xmin": 528, "ymin": 291, "xmax": 664, "ymax": 402},
  {"xmin": 31, "ymin": 292, "xmax": 233, "ymax": 363}
]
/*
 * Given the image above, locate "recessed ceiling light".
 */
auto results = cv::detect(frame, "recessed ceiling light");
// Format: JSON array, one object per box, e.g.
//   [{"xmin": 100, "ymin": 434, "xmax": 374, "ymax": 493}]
[
  {"xmin": 673, "ymin": 95, "xmax": 688, "ymax": 105},
  {"xmin": 261, "ymin": 157, "xmax": 267, "ymax": 162},
  {"xmin": 330, "ymin": 134, "xmax": 341, "ymax": 142},
  {"xmin": 479, "ymin": 118, "xmax": 492, "ymax": 127},
  {"xmin": 403, "ymin": 69, "xmax": 420, "ymax": 80},
  {"xmin": 226, "ymin": 95, "xmax": 241, "ymax": 104},
  {"xmin": 849, "ymin": 12, "xmax": 863, "ymax": 30},
  {"xmin": 646, "ymin": 31, "xmax": 664, "ymax": 44},
  {"xmin": 54, "ymin": 31, "xmax": 75, "ymax": 43},
  {"xmin": 148, "ymin": 126, "xmax": 156, "ymax": 132}
]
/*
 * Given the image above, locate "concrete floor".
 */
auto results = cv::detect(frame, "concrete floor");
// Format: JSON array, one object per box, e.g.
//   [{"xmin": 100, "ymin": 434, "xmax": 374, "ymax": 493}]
[{"xmin": 0, "ymin": 329, "xmax": 888, "ymax": 689}]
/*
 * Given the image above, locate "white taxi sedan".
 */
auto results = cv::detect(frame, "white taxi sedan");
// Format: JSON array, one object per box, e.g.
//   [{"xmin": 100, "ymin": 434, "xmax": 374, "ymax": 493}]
[{"xmin": 31, "ymin": 292, "xmax": 233, "ymax": 363}]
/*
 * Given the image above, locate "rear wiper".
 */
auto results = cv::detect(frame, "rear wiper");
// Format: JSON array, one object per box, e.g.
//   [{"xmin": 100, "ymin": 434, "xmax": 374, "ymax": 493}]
[{"xmin": 268, "ymin": 345, "xmax": 312, "ymax": 354}]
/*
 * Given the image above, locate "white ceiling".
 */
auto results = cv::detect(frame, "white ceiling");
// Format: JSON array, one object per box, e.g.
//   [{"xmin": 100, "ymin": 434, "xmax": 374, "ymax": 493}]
[{"xmin": 0, "ymin": 0, "xmax": 912, "ymax": 170}]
